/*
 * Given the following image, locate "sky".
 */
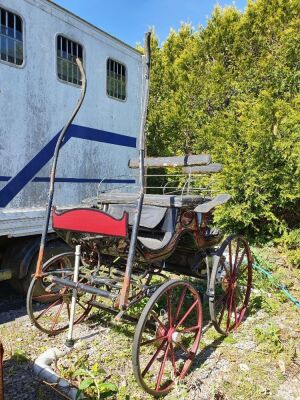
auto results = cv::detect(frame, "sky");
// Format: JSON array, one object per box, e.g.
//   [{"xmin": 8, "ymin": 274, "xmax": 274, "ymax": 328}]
[{"xmin": 53, "ymin": 0, "xmax": 247, "ymax": 47}]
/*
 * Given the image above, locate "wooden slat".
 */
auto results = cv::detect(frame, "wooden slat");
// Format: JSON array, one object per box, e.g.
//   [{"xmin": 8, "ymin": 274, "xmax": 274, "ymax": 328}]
[
  {"xmin": 129, "ymin": 154, "xmax": 211, "ymax": 169},
  {"xmin": 182, "ymin": 163, "xmax": 223, "ymax": 174},
  {"xmin": 194, "ymin": 193, "xmax": 231, "ymax": 213},
  {"xmin": 97, "ymin": 192, "xmax": 206, "ymax": 207}
]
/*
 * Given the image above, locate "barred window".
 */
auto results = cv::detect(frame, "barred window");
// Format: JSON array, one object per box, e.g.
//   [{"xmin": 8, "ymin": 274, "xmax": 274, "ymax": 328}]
[
  {"xmin": 0, "ymin": 7, "xmax": 23, "ymax": 66},
  {"xmin": 57, "ymin": 35, "xmax": 83, "ymax": 86},
  {"xmin": 107, "ymin": 59, "xmax": 126, "ymax": 100}
]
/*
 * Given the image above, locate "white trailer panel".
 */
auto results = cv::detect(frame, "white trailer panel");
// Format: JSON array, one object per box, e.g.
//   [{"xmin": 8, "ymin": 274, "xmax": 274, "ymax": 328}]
[{"xmin": 0, "ymin": 0, "xmax": 142, "ymax": 237}]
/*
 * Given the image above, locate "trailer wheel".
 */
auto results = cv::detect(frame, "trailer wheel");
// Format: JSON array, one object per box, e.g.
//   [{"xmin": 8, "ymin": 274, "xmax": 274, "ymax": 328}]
[{"xmin": 10, "ymin": 240, "xmax": 71, "ymax": 295}]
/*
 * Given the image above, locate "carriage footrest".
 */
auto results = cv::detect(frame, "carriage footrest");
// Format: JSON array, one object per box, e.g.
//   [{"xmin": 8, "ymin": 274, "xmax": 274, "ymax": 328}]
[{"xmin": 51, "ymin": 277, "xmax": 114, "ymax": 299}]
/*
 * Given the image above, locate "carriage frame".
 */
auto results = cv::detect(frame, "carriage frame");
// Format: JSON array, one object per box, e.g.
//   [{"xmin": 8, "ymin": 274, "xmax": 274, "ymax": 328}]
[{"xmin": 26, "ymin": 33, "xmax": 253, "ymax": 397}]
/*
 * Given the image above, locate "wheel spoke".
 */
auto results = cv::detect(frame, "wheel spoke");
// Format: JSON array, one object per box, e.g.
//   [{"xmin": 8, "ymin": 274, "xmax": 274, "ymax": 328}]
[
  {"xmin": 155, "ymin": 342, "xmax": 170, "ymax": 391},
  {"xmin": 170, "ymin": 343, "xmax": 177, "ymax": 377},
  {"xmin": 167, "ymin": 289, "xmax": 173, "ymax": 328},
  {"xmin": 35, "ymin": 298, "xmax": 62, "ymax": 321},
  {"xmin": 141, "ymin": 334, "xmax": 168, "ymax": 347},
  {"xmin": 32, "ymin": 293, "xmax": 60, "ymax": 302},
  {"xmin": 142, "ymin": 339, "xmax": 167, "ymax": 378},
  {"xmin": 238, "ymin": 261, "xmax": 249, "ymax": 277},
  {"xmin": 235, "ymin": 249, "xmax": 246, "ymax": 277},
  {"xmin": 50, "ymin": 301, "xmax": 64, "ymax": 331},
  {"xmin": 178, "ymin": 324, "xmax": 202, "ymax": 334},
  {"xmin": 175, "ymin": 300, "xmax": 198, "ymax": 329},
  {"xmin": 233, "ymin": 239, "xmax": 240, "ymax": 275},
  {"xmin": 77, "ymin": 301, "xmax": 88, "ymax": 312},
  {"xmin": 229, "ymin": 241, "xmax": 233, "ymax": 273},
  {"xmin": 150, "ymin": 311, "xmax": 167, "ymax": 331},
  {"xmin": 173, "ymin": 286, "xmax": 187, "ymax": 325},
  {"xmin": 226, "ymin": 288, "xmax": 234, "ymax": 333},
  {"xmin": 233, "ymin": 292, "xmax": 238, "ymax": 327}
]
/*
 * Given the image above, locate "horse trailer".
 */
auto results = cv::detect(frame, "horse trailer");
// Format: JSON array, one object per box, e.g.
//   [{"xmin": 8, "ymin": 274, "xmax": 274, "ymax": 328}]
[{"xmin": 0, "ymin": 0, "xmax": 143, "ymax": 292}]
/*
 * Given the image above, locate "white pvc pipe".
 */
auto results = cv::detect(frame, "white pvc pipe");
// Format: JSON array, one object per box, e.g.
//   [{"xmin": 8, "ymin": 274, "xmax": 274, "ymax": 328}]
[
  {"xmin": 33, "ymin": 347, "xmax": 83, "ymax": 400},
  {"xmin": 66, "ymin": 245, "xmax": 81, "ymax": 346}
]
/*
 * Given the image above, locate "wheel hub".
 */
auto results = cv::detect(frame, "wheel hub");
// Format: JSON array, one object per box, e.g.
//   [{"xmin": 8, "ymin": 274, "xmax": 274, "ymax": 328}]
[
  {"xmin": 222, "ymin": 276, "xmax": 237, "ymax": 291},
  {"xmin": 171, "ymin": 330, "xmax": 182, "ymax": 344}
]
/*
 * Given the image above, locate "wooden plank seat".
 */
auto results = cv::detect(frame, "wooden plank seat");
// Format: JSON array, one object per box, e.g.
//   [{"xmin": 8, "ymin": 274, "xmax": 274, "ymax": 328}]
[
  {"xmin": 129, "ymin": 154, "xmax": 211, "ymax": 169},
  {"xmin": 182, "ymin": 163, "xmax": 223, "ymax": 174},
  {"xmin": 194, "ymin": 194, "xmax": 231, "ymax": 213},
  {"xmin": 97, "ymin": 193, "xmax": 206, "ymax": 208}
]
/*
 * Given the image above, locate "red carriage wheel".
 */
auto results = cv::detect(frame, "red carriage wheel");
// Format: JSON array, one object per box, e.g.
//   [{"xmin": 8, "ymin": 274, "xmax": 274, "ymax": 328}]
[
  {"xmin": 26, "ymin": 252, "xmax": 95, "ymax": 336},
  {"xmin": 209, "ymin": 235, "xmax": 252, "ymax": 335},
  {"xmin": 132, "ymin": 280, "xmax": 202, "ymax": 397}
]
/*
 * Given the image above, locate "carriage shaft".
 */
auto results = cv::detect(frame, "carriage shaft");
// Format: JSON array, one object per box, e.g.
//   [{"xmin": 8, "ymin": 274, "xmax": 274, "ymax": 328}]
[{"xmin": 51, "ymin": 277, "xmax": 113, "ymax": 299}]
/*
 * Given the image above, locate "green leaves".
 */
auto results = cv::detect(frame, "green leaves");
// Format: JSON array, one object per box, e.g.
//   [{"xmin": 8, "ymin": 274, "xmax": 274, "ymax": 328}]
[
  {"xmin": 146, "ymin": 0, "xmax": 300, "ymax": 243},
  {"xmin": 79, "ymin": 378, "xmax": 94, "ymax": 390}
]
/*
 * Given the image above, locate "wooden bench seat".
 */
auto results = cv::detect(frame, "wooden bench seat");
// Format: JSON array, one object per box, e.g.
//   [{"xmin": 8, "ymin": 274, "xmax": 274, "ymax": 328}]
[{"xmin": 97, "ymin": 193, "xmax": 206, "ymax": 208}]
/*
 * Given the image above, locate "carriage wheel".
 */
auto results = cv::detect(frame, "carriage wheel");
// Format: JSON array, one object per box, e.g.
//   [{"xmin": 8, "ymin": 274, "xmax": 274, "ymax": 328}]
[
  {"xmin": 209, "ymin": 235, "xmax": 252, "ymax": 335},
  {"xmin": 26, "ymin": 252, "xmax": 95, "ymax": 336},
  {"xmin": 132, "ymin": 280, "xmax": 202, "ymax": 397}
]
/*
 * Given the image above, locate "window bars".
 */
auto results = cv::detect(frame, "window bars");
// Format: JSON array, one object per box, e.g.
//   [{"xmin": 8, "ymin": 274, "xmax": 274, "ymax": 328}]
[
  {"xmin": 107, "ymin": 58, "xmax": 126, "ymax": 100},
  {"xmin": 57, "ymin": 35, "xmax": 83, "ymax": 86},
  {"xmin": 0, "ymin": 7, "xmax": 23, "ymax": 66}
]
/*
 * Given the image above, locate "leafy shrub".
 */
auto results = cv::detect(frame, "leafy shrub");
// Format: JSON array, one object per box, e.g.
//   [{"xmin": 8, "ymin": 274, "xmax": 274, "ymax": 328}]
[
  {"xmin": 147, "ymin": 0, "xmax": 300, "ymax": 244},
  {"xmin": 276, "ymin": 229, "xmax": 300, "ymax": 267}
]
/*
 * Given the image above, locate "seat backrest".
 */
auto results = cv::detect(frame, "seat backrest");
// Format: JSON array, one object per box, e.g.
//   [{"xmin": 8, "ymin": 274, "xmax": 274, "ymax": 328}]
[
  {"xmin": 107, "ymin": 204, "xmax": 168, "ymax": 229},
  {"xmin": 52, "ymin": 208, "xmax": 128, "ymax": 238}
]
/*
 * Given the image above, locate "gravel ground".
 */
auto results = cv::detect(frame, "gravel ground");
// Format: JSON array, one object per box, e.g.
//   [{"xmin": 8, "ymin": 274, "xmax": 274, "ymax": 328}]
[
  {"xmin": 0, "ymin": 283, "xmax": 65, "ymax": 400},
  {"xmin": 0, "ymin": 255, "xmax": 299, "ymax": 400}
]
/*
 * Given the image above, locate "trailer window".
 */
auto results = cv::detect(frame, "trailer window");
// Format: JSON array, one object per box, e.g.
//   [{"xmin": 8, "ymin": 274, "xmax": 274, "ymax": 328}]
[
  {"xmin": 57, "ymin": 35, "xmax": 83, "ymax": 86},
  {"xmin": 0, "ymin": 7, "xmax": 23, "ymax": 66},
  {"xmin": 107, "ymin": 59, "xmax": 126, "ymax": 100}
]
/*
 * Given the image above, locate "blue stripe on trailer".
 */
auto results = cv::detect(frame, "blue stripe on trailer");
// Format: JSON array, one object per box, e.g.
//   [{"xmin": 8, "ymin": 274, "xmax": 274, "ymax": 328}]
[
  {"xmin": 0, "ymin": 125, "xmax": 137, "ymax": 207},
  {"xmin": 0, "ymin": 176, "xmax": 135, "ymax": 184},
  {"xmin": 32, "ymin": 177, "xmax": 135, "ymax": 184}
]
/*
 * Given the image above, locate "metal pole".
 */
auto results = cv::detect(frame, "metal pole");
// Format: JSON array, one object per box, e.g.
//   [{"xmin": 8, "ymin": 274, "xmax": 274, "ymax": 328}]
[
  {"xmin": 118, "ymin": 32, "xmax": 151, "ymax": 309},
  {"xmin": 35, "ymin": 59, "xmax": 87, "ymax": 278},
  {"xmin": 65, "ymin": 245, "xmax": 81, "ymax": 347}
]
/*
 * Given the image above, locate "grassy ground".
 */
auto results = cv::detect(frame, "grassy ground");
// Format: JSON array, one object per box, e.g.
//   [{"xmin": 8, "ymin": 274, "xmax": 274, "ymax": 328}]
[{"xmin": 0, "ymin": 247, "xmax": 299, "ymax": 400}]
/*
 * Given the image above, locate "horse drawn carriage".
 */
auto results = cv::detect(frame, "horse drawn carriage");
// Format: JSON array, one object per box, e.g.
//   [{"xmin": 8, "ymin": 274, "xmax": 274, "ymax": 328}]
[{"xmin": 26, "ymin": 33, "xmax": 252, "ymax": 396}]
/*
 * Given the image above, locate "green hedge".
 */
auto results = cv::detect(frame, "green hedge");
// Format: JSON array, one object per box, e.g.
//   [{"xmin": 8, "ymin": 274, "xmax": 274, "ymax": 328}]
[{"xmin": 146, "ymin": 0, "xmax": 300, "ymax": 248}]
